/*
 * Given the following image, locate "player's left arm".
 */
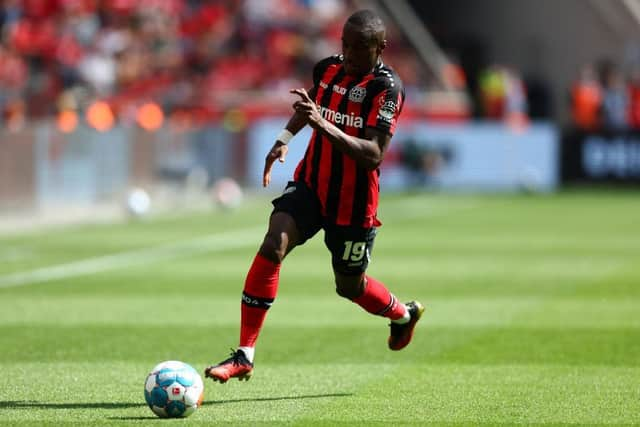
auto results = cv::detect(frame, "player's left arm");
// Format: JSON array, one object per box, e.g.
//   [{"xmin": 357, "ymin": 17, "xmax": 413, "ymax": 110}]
[{"xmin": 290, "ymin": 88, "xmax": 391, "ymax": 170}]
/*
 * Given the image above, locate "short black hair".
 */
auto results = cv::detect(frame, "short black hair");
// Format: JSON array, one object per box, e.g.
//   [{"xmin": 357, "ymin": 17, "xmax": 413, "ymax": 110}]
[{"xmin": 345, "ymin": 9, "xmax": 386, "ymax": 43}]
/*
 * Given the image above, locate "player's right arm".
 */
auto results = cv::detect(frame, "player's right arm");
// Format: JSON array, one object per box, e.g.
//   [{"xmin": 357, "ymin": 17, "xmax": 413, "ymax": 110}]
[
  {"xmin": 263, "ymin": 56, "xmax": 335, "ymax": 187},
  {"xmin": 263, "ymin": 87, "xmax": 317, "ymax": 187}
]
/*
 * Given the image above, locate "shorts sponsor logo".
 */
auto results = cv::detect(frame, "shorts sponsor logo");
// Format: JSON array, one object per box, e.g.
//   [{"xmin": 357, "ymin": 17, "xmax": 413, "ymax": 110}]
[
  {"xmin": 349, "ymin": 86, "xmax": 366, "ymax": 103},
  {"xmin": 318, "ymin": 105, "xmax": 363, "ymax": 128}
]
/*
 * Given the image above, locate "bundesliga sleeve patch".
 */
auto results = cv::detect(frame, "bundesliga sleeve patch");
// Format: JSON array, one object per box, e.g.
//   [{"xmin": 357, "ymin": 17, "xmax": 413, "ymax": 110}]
[{"xmin": 377, "ymin": 100, "xmax": 397, "ymax": 123}]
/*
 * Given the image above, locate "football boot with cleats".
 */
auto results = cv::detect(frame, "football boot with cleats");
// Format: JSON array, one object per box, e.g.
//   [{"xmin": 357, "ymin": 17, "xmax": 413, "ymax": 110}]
[
  {"xmin": 388, "ymin": 301, "xmax": 425, "ymax": 351},
  {"xmin": 204, "ymin": 349, "xmax": 254, "ymax": 383}
]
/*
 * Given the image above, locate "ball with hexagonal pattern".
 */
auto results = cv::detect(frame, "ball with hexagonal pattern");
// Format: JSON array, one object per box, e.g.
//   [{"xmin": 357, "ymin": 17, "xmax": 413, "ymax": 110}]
[{"xmin": 144, "ymin": 360, "xmax": 204, "ymax": 418}]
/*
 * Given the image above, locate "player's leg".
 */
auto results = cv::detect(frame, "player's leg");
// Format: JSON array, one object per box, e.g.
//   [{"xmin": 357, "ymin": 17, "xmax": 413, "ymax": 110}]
[
  {"xmin": 334, "ymin": 270, "xmax": 411, "ymax": 327},
  {"xmin": 326, "ymin": 225, "xmax": 425, "ymax": 350},
  {"xmin": 204, "ymin": 212, "xmax": 299, "ymax": 383},
  {"xmin": 237, "ymin": 211, "xmax": 300, "ymax": 360},
  {"xmin": 335, "ymin": 271, "xmax": 424, "ymax": 350},
  {"xmin": 205, "ymin": 181, "xmax": 322, "ymax": 383}
]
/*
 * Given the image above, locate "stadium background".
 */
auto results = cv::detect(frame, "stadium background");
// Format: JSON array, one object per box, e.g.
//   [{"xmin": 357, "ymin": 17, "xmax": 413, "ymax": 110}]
[
  {"xmin": 1, "ymin": 0, "xmax": 639, "ymax": 221},
  {"xmin": 1, "ymin": 1, "xmax": 640, "ymax": 425}
]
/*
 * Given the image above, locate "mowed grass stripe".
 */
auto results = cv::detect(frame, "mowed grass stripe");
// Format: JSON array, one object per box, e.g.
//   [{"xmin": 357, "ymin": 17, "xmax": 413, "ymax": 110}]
[
  {"xmin": 2, "ymin": 296, "xmax": 640, "ymax": 329},
  {"xmin": 0, "ymin": 192, "xmax": 639, "ymax": 425},
  {"xmin": 0, "ymin": 195, "xmax": 488, "ymax": 289},
  {"xmin": 373, "ymin": 254, "xmax": 625, "ymax": 280},
  {"xmin": 382, "ymin": 231, "xmax": 640, "ymax": 253},
  {"xmin": 1, "ymin": 362, "xmax": 638, "ymax": 424},
  {"xmin": 0, "ymin": 226, "xmax": 264, "ymax": 289},
  {"xmin": 0, "ymin": 361, "xmax": 391, "ymax": 424},
  {"xmin": 299, "ymin": 364, "xmax": 640, "ymax": 425},
  {"xmin": 2, "ymin": 323, "xmax": 639, "ymax": 366},
  {"xmin": 1, "ymin": 244, "xmax": 629, "ymax": 298}
]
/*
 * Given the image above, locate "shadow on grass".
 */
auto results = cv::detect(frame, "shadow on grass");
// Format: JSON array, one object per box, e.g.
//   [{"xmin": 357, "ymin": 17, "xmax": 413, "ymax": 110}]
[
  {"xmin": 2, "ymin": 393, "xmax": 352, "ymax": 419},
  {"xmin": 204, "ymin": 392, "xmax": 353, "ymax": 405},
  {"xmin": 109, "ymin": 393, "xmax": 353, "ymax": 420},
  {"xmin": 0, "ymin": 401, "xmax": 143, "ymax": 410}
]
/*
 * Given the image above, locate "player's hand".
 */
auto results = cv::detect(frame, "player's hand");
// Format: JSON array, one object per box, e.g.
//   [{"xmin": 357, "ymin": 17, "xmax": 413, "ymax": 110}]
[
  {"xmin": 263, "ymin": 141, "xmax": 289, "ymax": 187},
  {"xmin": 291, "ymin": 88, "xmax": 322, "ymax": 128}
]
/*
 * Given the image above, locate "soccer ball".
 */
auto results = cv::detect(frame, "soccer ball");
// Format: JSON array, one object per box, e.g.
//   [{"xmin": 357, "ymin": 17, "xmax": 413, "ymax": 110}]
[
  {"xmin": 144, "ymin": 360, "xmax": 204, "ymax": 418},
  {"xmin": 212, "ymin": 177, "xmax": 243, "ymax": 210},
  {"xmin": 125, "ymin": 187, "xmax": 151, "ymax": 218}
]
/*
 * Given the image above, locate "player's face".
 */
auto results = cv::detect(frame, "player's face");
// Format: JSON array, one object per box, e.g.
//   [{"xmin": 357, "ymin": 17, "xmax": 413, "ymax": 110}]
[{"xmin": 342, "ymin": 23, "xmax": 384, "ymax": 76}]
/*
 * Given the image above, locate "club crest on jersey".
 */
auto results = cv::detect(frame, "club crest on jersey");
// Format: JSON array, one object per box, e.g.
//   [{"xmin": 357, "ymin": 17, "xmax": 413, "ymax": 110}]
[{"xmin": 348, "ymin": 86, "xmax": 366, "ymax": 103}]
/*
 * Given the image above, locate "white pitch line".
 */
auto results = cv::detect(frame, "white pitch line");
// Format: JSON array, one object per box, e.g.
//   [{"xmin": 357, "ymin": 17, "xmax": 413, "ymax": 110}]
[
  {"xmin": 0, "ymin": 226, "xmax": 265, "ymax": 289},
  {"xmin": 0, "ymin": 199, "xmax": 482, "ymax": 290}
]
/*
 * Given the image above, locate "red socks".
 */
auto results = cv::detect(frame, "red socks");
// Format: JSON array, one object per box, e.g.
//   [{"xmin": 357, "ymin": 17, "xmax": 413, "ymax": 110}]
[
  {"xmin": 239, "ymin": 254, "xmax": 280, "ymax": 348},
  {"xmin": 352, "ymin": 276, "xmax": 407, "ymax": 320},
  {"xmin": 238, "ymin": 255, "xmax": 404, "ymax": 349}
]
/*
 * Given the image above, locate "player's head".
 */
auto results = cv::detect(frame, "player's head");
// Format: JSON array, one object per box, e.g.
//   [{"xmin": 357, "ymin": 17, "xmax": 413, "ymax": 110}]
[{"xmin": 342, "ymin": 9, "xmax": 387, "ymax": 76}]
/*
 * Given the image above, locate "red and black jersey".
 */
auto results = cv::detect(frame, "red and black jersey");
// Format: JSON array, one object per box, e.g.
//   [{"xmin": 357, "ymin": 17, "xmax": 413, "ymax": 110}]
[{"xmin": 293, "ymin": 55, "xmax": 405, "ymax": 228}]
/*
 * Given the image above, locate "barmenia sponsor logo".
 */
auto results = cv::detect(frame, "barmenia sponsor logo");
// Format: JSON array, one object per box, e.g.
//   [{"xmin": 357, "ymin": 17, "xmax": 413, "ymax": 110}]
[{"xmin": 318, "ymin": 105, "xmax": 364, "ymax": 128}]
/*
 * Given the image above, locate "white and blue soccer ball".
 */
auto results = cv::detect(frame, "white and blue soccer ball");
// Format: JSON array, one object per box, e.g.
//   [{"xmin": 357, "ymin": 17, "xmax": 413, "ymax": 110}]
[{"xmin": 144, "ymin": 360, "xmax": 204, "ymax": 418}]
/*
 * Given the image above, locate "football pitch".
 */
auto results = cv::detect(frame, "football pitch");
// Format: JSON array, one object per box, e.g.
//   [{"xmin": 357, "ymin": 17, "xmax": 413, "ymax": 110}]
[{"xmin": 0, "ymin": 190, "xmax": 639, "ymax": 425}]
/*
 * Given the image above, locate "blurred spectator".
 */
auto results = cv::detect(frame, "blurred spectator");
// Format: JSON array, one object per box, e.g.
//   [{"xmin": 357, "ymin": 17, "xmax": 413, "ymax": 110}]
[
  {"xmin": 478, "ymin": 64, "xmax": 527, "ymax": 121},
  {"xmin": 628, "ymin": 66, "xmax": 640, "ymax": 130},
  {"xmin": 0, "ymin": 43, "xmax": 28, "ymax": 126},
  {"xmin": 78, "ymin": 45, "xmax": 117, "ymax": 95},
  {"xmin": 599, "ymin": 61, "xmax": 628, "ymax": 131},
  {"xmin": 478, "ymin": 65, "xmax": 505, "ymax": 119},
  {"xmin": 502, "ymin": 66, "xmax": 527, "ymax": 120},
  {"xmin": 570, "ymin": 63, "xmax": 602, "ymax": 131}
]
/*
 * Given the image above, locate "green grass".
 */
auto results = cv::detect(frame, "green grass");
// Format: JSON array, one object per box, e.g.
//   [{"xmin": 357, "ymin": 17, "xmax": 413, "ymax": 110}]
[{"xmin": 1, "ymin": 190, "xmax": 639, "ymax": 425}]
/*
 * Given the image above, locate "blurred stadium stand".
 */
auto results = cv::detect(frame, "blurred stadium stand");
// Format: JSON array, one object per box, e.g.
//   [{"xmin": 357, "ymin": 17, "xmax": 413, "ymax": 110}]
[
  {"xmin": 0, "ymin": 0, "xmax": 639, "ymax": 219},
  {"xmin": 0, "ymin": 0, "xmax": 468, "ymax": 126}
]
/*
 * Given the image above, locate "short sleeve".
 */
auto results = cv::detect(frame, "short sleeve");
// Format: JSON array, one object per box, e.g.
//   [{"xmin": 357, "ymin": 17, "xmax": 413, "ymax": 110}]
[{"xmin": 366, "ymin": 78, "xmax": 405, "ymax": 136}]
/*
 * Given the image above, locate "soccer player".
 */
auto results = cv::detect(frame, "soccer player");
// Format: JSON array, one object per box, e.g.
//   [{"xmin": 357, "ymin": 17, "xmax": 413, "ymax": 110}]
[{"xmin": 205, "ymin": 9, "xmax": 424, "ymax": 383}]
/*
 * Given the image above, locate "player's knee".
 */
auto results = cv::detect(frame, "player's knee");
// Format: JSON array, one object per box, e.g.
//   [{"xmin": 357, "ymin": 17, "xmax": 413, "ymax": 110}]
[
  {"xmin": 258, "ymin": 232, "xmax": 287, "ymax": 264},
  {"xmin": 335, "ymin": 285, "xmax": 359, "ymax": 300},
  {"xmin": 334, "ymin": 276, "xmax": 365, "ymax": 300}
]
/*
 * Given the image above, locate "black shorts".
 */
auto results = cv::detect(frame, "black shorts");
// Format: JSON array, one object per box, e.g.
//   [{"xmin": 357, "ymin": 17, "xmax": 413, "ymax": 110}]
[{"xmin": 271, "ymin": 181, "xmax": 377, "ymax": 275}]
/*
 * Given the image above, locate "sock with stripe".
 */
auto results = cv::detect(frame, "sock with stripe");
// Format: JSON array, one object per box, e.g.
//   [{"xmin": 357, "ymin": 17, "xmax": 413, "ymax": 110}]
[
  {"xmin": 352, "ymin": 275, "xmax": 408, "ymax": 322},
  {"xmin": 239, "ymin": 253, "xmax": 280, "ymax": 361}
]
